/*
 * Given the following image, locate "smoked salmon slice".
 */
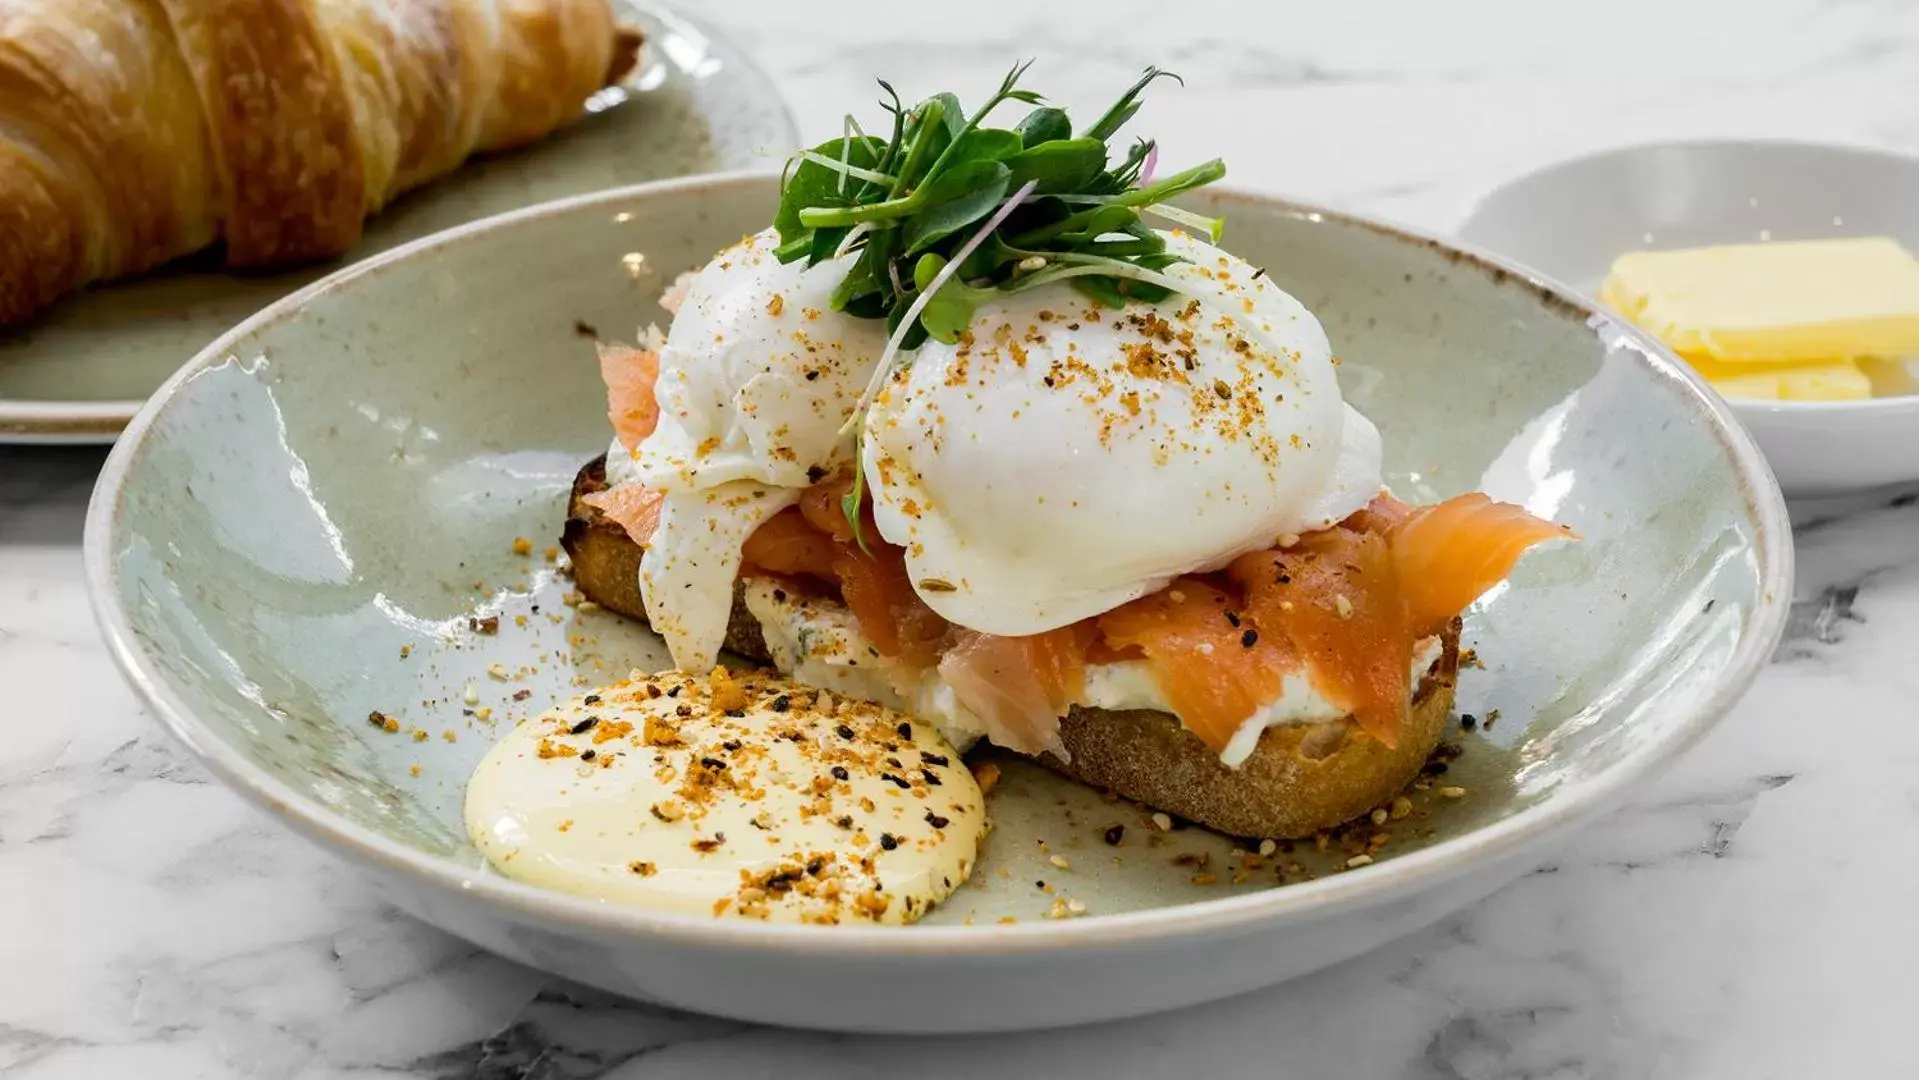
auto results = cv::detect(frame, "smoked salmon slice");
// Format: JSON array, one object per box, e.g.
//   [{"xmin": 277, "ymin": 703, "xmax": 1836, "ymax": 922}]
[
  {"xmin": 582, "ymin": 484, "xmax": 665, "ymax": 547},
  {"xmin": 1230, "ymin": 529, "xmax": 1411, "ymax": 747},
  {"xmin": 1339, "ymin": 493, "xmax": 1412, "ymax": 535},
  {"xmin": 739, "ymin": 507, "xmax": 840, "ymax": 581},
  {"xmin": 598, "ymin": 343, "xmax": 661, "ymax": 453},
  {"xmin": 1096, "ymin": 579, "xmax": 1296, "ymax": 754},
  {"xmin": 798, "ymin": 476, "xmax": 861, "ymax": 543},
  {"xmin": 1230, "ymin": 493, "xmax": 1568, "ymax": 746},
  {"xmin": 832, "ymin": 543, "xmax": 950, "ymax": 669},
  {"xmin": 938, "ymin": 624, "xmax": 1094, "ymax": 759},
  {"xmin": 1388, "ymin": 493, "xmax": 1573, "ymax": 638}
]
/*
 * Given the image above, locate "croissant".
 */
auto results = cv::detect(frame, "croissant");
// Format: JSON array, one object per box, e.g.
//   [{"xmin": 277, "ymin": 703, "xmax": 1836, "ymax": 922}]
[{"xmin": 0, "ymin": 0, "xmax": 640, "ymax": 327}]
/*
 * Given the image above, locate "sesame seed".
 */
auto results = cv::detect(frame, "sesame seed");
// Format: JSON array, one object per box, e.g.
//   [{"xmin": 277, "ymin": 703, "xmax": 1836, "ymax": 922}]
[
  {"xmin": 1370, "ymin": 808, "xmax": 1390, "ymax": 826},
  {"xmin": 1049, "ymin": 854, "xmax": 1071, "ymax": 870},
  {"xmin": 1333, "ymin": 594, "xmax": 1355, "ymax": 619},
  {"xmin": 487, "ymin": 662, "xmax": 510, "ymax": 681},
  {"xmin": 1346, "ymin": 854, "xmax": 1374, "ymax": 869},
  {"xmin": 462, "ymin": 683, "xmax": 480, "ymax": 706},
  {"xmin": 1257, "ymin": 839, "xmax": 1277, "ymax": 857},
  {"xmin": 1151, "ymin": 812, "xmax": 1173, "ymax": 832},
  {"xmin": 1438, "ymin": 786, "xmax": 1468, "ymax": 798}
]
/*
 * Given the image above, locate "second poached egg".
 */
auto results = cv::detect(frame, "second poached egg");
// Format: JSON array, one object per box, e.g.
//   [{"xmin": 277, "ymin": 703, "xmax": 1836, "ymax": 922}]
[{"xmin": 860, "ymin": 230, "xmax": 1384, "ymax": 636}]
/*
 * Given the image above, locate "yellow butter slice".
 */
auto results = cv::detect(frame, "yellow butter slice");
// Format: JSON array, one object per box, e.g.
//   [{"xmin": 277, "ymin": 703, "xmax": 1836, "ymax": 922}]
[
  {"xmin": 1602, "ymin": 237, "xmax": 1919, "ymax": 364},
  {"xmin": 1685, "ymin": 353, "xmax": 1872, "ymax": 401},
  {"xmin": 1861, "ymin": 356, "xmax": 1919, "ymax": 395}
]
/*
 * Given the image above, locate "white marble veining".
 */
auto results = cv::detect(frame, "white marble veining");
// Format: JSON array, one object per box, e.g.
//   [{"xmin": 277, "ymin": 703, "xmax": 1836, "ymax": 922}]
[{"xmin": 5, "ymin": 1, "xmax": 1919, "ymax": 1074}]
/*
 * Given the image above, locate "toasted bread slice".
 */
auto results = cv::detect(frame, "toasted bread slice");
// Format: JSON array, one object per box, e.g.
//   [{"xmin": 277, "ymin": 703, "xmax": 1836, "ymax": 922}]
[
  {"xmin": 561, "ymin": 456, "xmax": 1459, "ymax": 838},
  {"xmin": 1045, "ymin": 635, "xmax": 1456, "ymax": 838}
]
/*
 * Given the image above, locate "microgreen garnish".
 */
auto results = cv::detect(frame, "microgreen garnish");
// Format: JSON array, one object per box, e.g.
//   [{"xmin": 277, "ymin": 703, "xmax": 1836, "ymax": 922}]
[
  {"xmin": 775, "ymin": 62, "xmax": 1226, "ymax": 538},
  {"xmin": 843, "ymin": 429, "xmax": 873, "ymax": 556}
]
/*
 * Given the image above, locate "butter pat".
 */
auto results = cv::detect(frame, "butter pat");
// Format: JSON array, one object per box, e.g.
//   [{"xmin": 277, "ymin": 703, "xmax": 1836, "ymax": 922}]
[
  {"xmin": 1685, "ymin": 354, "xmax": 1873, "ymax": 401},
  {"xmin": 1602, "ymin": 237, "xmax": 1919, "ymax": 363}
]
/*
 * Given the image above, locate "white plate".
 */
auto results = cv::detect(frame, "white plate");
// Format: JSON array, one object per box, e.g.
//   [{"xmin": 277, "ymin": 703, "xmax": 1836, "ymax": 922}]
[
  {"xmin": 0, "ymin": 2, "xmax": 795, "ymax": 445},
  {"xmin": 1456, "ymin": 138, "xmax": 1919, "ymax": 497}
]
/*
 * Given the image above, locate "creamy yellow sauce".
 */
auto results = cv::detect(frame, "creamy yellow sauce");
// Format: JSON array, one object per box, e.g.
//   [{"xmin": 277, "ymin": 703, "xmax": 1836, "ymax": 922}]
[{"xmin": 465, "ymin": 667, "xmax": 986, "ymax": 924}]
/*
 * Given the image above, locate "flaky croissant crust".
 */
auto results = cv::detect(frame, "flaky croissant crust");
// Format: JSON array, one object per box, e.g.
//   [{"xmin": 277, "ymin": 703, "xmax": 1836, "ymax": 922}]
[{"xmin": 0, "ymin": 0, "xmax": 637, "ymax": 326}]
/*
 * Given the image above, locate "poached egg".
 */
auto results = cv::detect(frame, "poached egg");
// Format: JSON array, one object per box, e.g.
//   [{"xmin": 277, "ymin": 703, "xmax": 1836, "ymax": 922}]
[
  {"xmin": 627, "ymin": 227, "xmax": 1383, "ymax": 664},
  {"xmin": 631, "ymin": 228, "xmax": 889, "ymax": 669},
  {"xmin": 633, "ymin": 227, "xmax": 889, "ymax": 491},
  {"xmin": 861, "ymin": 230, "xmax": 1383, "ymax": 636}
]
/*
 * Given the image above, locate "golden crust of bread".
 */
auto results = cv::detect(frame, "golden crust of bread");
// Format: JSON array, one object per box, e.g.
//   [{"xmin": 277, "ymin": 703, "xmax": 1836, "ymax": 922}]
[
  {"xmin": 1042, "ymin": 627, "xmax": 1458, "ymax": 838},
  {"xmin": 563, "ymin": 455, "xmax": 1462, "ymax": 838},
  {"xmin": 0, "ymin": 0, "xmax": 637, "ymax": 325}
]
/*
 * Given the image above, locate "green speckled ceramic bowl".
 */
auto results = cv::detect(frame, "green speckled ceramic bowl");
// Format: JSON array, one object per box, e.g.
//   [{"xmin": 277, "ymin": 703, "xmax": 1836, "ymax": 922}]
[{"xmin": 85, "ymin": 173, "xmax": 1792, "ymax": 1033}]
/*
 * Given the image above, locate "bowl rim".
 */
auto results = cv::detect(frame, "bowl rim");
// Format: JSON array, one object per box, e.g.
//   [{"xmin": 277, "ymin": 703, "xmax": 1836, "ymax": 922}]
[
  {"xmin": 1457, "ymin": 135, "xmax": 1919, "ymax": 416},
  {"xmin": 84, "ymin": 169, "xmax": 1794, "ymax": 957}
]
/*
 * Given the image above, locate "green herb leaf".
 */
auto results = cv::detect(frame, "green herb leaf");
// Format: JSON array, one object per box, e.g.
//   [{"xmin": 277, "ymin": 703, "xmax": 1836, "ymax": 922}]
[
  {"xmin": 843, "ymin": 432, "xmax": 873, "ymax": 555},
  {"xmin": 912, "ymin": 253, "xmax": 996, "ymax": 343},
  {"xmin": 890, "ymin": 97, "xmax": 952, "ymax": 195},
  {"xmin": 809, "ymin": 225, "xmax": 851, "ymax": 265},
  {"xmin": 944, "ymin": 127, "xmax": 1024, "ymax": 167},
  {"xmin": 1070, "ymin": 275, "xmax": 1131, "ymax": 308},
  {"xmin": 1005, "ymin": 137, "xmax": 1108, "ymax": 193},
  {"xmin": 928, "ymin": 91, "xmax": 967, "ymax": 141},
  {"xmin": 828, "ymin": 252, "xmax": 882, "ymax": 311},
  {"xmin": 1016, "ymin": 106, "xmax": 1072, "ymax": 147},
  {"xmin": 1084, "ymin": 67, "xmax": 1183, "ymax": 142},
  {"xmin": 1098, "ymin": 138, "xmax": 1155, "ymax": 193},
  {"xmin": 903, "ymin": 160, "xmax": 1013, "ymax": 254},
  {"xmin": 1010, "ymin": 158, "xmax": 1225, "ymax": 246},
  {"xmin": 1127, "ymin": 157, "xmax": 1228, "ymax": 207},
  {"xmin": 774, "ymin": 136, "xmax": 885, "ymax": 256}
]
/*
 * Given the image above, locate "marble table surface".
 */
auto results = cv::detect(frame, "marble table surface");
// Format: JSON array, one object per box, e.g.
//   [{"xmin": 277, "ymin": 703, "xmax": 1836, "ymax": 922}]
[{"xmin": 6, "ymin": 0, "xmax": 1919, "ymax": 1075}]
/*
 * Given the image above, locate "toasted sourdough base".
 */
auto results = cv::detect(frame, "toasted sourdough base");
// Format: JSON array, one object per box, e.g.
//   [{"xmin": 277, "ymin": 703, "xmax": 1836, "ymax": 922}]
[{"xmin": 563, "ymin": 455, "xmax": 1462, "ymax": 839}]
